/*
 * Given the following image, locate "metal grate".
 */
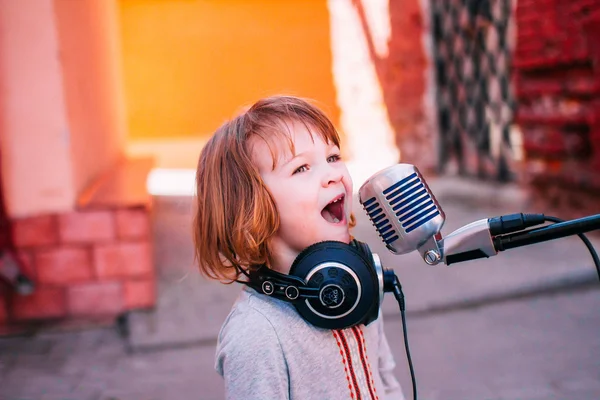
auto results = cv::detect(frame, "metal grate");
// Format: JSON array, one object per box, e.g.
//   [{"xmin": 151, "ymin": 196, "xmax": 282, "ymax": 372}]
[
  {"xmin": 362, "ymin": 172, "xmax": 441, "ymax": 239},
  {"xmin": 383, "ymin": 173, "xmax": 440, "ymax": 233},
  {"xmin": 431, "ymin": 0, "xmax": 517, "ymax": 181},
  {"xmin": 362, "ymin": 197, "xmax": 398, "ymax": 245}
]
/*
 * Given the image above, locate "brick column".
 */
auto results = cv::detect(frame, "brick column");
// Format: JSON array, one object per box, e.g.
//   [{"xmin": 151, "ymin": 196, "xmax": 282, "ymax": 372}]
[
  {"xmin": 9, "ymin": 207, "xmax": 154, "ymax": 324},
  {"xmin": 0, "ymin": 1, "xmax": 155, "ymax": 332},
  {"xmin": 351, "ymin": 0, "xmax": 435, "ymax": 173},
  {"xmin": 513, "ymin": 0, "xmax": 600, "ymax": 218}
]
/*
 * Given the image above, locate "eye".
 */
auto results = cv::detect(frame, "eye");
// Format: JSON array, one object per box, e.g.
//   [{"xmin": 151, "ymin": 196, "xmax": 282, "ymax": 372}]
[
  {"xmin": 327, "ymin": 154, "xmax": 341, "ymax": 163},
  {"xmin": 293, "ymin": 164, "xmax": 309, "ymax": 175}
]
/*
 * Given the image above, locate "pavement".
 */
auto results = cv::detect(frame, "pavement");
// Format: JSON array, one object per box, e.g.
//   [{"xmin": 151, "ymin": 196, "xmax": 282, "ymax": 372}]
[
  {"xmin": 2, "ymin": 0, "xmax": 600, "ymax": 397},
  {"xmin": 1, "ymin": 175, "xmax": 599, "ymax": 400}
]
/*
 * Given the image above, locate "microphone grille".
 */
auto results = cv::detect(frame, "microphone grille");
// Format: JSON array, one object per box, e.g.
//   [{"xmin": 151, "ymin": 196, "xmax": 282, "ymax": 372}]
[
  {"xmin": 381, "ymin": 171, "xmax": 441, "ymax": 232},
  {"xmin": 359, "ymin": 164, "xmax": 445, "ymax": 254},
  {"xmin": 361, "ymin": 196, "xmax": 399, "ymax": 246}
]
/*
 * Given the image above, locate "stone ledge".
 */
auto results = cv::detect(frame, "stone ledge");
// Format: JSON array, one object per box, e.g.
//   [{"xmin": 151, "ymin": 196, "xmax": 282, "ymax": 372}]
[{"xmin": 77, "ymin": 157, "xmax": 154, "ymax": 210}]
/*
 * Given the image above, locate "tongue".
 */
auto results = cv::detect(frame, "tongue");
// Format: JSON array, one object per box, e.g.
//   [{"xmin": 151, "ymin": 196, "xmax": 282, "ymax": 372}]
[
  {"xmin": 321, "ymin": 201, "xmax": 343, "ymax": 223},
  {"xmin": 321, "ymin": 209, "xmax": 337, "ymax": 223}
]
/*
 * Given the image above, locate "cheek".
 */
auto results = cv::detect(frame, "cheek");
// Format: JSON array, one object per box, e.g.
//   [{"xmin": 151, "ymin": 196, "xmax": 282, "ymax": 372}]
[
  {"xmin": 345, "ymin": 194, "xmax": 353, "ymax": 214},
  {"xmin": 271, "ymin": 185, "xmax": 313, "ymax": 217},
  {"xmin": 275, "ymin": 193, "xmax": 319, "ymax": 230},
  {"xmin": 278, "ymin": 204, "xmax": 314, "ymax": 236},
  {"xmin": 343, "ymin": 177, "xmax": 353, "ymax": 203}
]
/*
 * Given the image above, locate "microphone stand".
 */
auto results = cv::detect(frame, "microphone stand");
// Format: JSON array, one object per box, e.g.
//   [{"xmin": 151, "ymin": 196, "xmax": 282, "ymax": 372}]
[
  {"xmin": 432, "ymin": 214, "xmax": 600, "ymax": 270},
  {"xmin": 385, "ymin": 213, "xmax": 599, "ymax": 400},
  {"xmin": 493, "ymin": 214, "xmax": 600, "ymax": 251}
]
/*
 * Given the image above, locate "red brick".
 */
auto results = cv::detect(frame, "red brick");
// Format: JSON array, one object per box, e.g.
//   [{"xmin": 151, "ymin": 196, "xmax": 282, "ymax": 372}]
[
  {"xmin": 11, "ymin": 287, "xmax": 67, "ymax": 320},
  {"xmin": 58, "ymin": 211, "xmax": 115, "ymax": 244},
  {"xmin": 35, "ymin": 247, "xmax": 93, "ymax": 285},
  {"xmin": 93, "ymin": 241, "xmax": 153, "ymax": 279},
  {"xmin": 115, "ymin": 208, "xmax": 151, "ymax": 239},
  {"xmin": 11, "ymin": 215, "xmax": 58, "ymax": 247},
  {"xmin": 67, "ymin": 281, "xmax": 123, "ymax": 316},
  {"xmin": 124, "ymin": 279, "xmax": 156, "ymax": 310}
]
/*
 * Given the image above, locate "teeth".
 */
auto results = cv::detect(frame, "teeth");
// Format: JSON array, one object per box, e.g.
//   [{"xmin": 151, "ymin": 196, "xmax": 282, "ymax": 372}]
[{"xmin": 332, "ymin": 217, "xmax": 340, "ymax": 223}]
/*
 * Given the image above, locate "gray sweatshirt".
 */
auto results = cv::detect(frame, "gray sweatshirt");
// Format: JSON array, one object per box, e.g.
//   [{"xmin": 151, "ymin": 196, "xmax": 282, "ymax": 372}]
[{"xmin": 216, "ymin": 287, "xmax": 405, "ymax": 400}]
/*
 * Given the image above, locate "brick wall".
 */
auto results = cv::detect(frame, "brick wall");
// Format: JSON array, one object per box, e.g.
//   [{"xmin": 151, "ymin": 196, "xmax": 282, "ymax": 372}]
[
  {"xmin": 0, "ymin": 159, "xmax": 156, "ymax": 333},
  {"xmin": 0, "ymin": 208, "xmax": 155, "ymax": 327},
  {"xmin": 514, "ymin": 0, "xmax": 600, "ymax": 218},
  {"xmin": 385, "ymin": 0, "xmax": 434, "ymax": 172},
  {"xmin": 354, "ymin": 0, "xmax": 435, "ymax": 173}
]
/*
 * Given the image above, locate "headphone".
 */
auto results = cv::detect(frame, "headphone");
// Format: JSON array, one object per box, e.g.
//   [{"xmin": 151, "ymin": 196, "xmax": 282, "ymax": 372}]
[{"xmin": 243, "ymin": 239, "xmax": 385, "ymax": 330}]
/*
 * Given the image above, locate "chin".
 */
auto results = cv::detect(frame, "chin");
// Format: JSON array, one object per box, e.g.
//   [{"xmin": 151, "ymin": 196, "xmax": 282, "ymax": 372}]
[
  {"xmin": 336, "ymin": 235, "xmax": 351, "ymax": 244},
  {"xmin": 321, "ymin": 228, "xmax": 351, "ymax": 244}
]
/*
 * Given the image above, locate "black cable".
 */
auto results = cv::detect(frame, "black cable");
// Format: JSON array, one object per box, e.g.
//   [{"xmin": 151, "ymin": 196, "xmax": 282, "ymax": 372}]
[
  {"xmin": 392, "ymin": 275, "xmax": 417, "ymax": 400},
  {"xmin": 384, "ymin": 215, "xmax": 598, "ymax": 400},
  {"xmin": 545, "ymin": 216, "xmax": 600, "ymax": 282}
]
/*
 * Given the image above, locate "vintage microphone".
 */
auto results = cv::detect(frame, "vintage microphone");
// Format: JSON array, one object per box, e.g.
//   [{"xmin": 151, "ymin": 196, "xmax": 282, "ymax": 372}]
[
  {"xmin": 359, "ymin": 163, "xmax": 600, "ymax": 277},
  {"xmin": 358, "ymin": 163, "xmax": 600, "ymax": 400}
]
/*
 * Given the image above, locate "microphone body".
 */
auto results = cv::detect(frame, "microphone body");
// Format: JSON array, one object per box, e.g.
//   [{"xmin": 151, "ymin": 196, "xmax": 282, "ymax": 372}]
[
  {"xmin": 358, "ymin": 164, "xmax": 445, "ymax": 255},
  {"xmin": 359, "ymin": 164, "xmax": 563, "ymax": 266}
]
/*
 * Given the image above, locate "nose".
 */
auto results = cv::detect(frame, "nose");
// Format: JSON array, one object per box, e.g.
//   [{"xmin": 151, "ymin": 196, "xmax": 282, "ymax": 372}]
[{"xmin": 321, "ymin": 164, "xmax": 343, "ymax": 187}]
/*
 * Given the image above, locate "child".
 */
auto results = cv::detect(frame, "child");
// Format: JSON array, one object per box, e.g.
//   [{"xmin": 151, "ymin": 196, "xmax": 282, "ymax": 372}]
[{"xmin": 194, "ymin": 95, "xmax": 405, "ymax": 399}]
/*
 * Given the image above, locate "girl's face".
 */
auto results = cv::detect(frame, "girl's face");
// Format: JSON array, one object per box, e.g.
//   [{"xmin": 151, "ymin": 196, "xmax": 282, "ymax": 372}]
[{"xmin": 250, "ymin": 121, "xmax": 353, "ymax": 272}]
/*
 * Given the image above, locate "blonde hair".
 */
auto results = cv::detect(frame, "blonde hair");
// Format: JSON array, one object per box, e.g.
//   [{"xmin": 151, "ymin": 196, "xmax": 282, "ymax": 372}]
[{"xmin": 193, "ymin": 95, "xmax": 355, "ymax": 282}]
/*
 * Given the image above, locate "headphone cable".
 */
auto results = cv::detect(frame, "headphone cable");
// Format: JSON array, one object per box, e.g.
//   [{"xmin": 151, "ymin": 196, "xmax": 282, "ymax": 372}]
[
  {"xmin": 385, "ymin": 216, "xmax": 598, "ymax": 400},
  {"xmin": 391, "ymin": 274, "xmax": 417, "ymax": 400}
]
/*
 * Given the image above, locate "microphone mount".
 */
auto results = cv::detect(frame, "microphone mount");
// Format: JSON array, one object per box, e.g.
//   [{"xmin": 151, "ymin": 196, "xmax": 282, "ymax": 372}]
[
  {"xmin": 417, "ymin": 218, "xmax": 497, "ymax": 266},
  {"xmin": 417, "ymin": 213, "xmax": 600, "ymax": 266}
]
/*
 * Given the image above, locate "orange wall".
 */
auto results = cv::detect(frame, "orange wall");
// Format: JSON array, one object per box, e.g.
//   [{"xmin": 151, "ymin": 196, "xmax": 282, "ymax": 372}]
[
  {"xmin": 119, "ymin": 0, "xmax": 340, "ymax": 140},
  {"xmin": 54, "ymin": 0, "xmax": 126, "ymax": 195},
  {"xmin": 0, "ymin": 0, "xmax": 76, "ymax": 217},
  {"xmin": 0, "ymin": 0, "xmax": 128, "ymax": 218}
]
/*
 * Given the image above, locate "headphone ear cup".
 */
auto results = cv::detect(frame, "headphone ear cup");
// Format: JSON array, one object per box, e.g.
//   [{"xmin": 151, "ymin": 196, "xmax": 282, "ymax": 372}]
[
  {"xmin": 351, "ymin": 239, "xmax": 372, "ymax": 260},
  {"xmin": 349, "ymin": 239, "xmax": 383, "ymax": 326},
  {"xmin": 289, "ymin": 241, "xmax": 379, "ymax": 330}
]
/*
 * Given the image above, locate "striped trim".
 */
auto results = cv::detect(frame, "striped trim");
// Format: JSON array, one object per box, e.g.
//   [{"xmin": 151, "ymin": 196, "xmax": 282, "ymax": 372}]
[
  {"xmin": 333, "ymin": 328, "xmax": 379, "ymax": 400},
  {"xmin": 352, "ymin": 326, "xmax": 379, "ymax": 400},
  {"xmin": 333, "ymin": 329, "xmax": 360, "ymax": 399}
]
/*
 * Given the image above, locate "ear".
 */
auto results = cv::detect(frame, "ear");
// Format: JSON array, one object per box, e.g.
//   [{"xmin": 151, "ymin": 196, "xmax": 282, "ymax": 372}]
[{"xmin": 349, "ymin": 213, "xmax": 357, "ymax": 228}]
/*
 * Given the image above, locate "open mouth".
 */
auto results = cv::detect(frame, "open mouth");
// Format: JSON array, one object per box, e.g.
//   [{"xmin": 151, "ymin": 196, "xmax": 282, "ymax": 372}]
[{"xmin": 321, "ymin": 194, "xmax": 345, "ymax": 224}]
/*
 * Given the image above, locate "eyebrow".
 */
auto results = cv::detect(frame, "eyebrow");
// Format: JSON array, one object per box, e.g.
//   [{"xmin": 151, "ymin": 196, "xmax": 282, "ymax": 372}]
[{"xmin": 281, "ymin": 152, "xmax": 308, "ymax": 167}]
